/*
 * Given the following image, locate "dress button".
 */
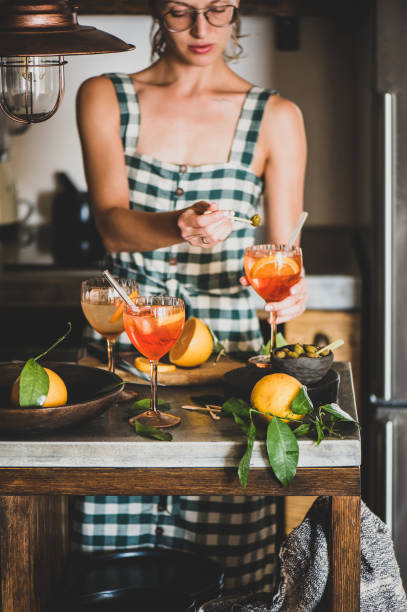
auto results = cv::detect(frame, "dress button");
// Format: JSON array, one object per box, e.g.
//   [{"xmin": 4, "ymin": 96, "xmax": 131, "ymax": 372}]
[
  {"xmin": 179, "ymin": 164, "xmax": 187, "ymax": 174},
  {"xmin": 168, "ymin": 257, "xmax": 177, "ymax": 266},
  {"xmin": 175, "ymin": 187, "xmax": 184, "ymax": 196},
  {"xmin": 156, "ymin": 526, "xmax": 164, "ymax": 535},
  {"xmin": 157, "ymin": 503, "xmax": 166, "ymax": 512}
]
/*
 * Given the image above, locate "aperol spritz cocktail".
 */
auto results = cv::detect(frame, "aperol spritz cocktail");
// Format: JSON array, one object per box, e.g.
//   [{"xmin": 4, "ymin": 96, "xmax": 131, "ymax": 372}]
[
  {"xmin": 123, "ymin": 296, "xmax": 185, "ymax": 428},
  {"xmin": 244, "ymin": 244, "xmax": 302, "ymax": 360},
  {"xmin": 81, "ymin": 276, "xmax": 138, "ymax": 373}
]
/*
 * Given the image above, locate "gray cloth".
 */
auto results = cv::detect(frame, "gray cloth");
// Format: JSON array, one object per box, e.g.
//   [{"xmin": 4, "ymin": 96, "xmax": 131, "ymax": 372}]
[{"xmin": 199, "ymin": 497, "xmax": 407, "ymax": 612}]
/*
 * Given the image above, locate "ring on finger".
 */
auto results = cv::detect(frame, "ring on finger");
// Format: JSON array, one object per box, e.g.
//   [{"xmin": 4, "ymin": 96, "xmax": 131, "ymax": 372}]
[{"xmin": 201, "ymin": 236, "xmax": 209, "ymax": 245}]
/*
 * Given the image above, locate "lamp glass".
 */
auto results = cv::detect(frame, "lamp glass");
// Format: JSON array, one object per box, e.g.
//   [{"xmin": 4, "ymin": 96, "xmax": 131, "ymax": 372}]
[{"xmin": 0, "ymin": 56, "xmax": 65, "ymax": 123}]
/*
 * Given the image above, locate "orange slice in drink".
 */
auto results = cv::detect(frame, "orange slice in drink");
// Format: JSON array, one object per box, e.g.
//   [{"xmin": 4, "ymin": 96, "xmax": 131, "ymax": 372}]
[
  {"xmin": 250, "ymin": 255, "xmax": 300, "ymax": 279},
  {"xmin": 109, "ymin": 289, "xmax": 139, "ymax": 323}
]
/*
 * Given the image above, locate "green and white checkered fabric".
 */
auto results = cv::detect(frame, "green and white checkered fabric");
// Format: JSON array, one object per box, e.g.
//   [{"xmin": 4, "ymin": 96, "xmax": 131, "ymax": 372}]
[
  {"xmin": 73, "ymin": 73, "xmax": 279, "ymax": 594},
  {"xmin": 71, "ymin": 495, "xmax": 278, "ymax": 594},
  {"xmin": 106, "ymin": 72, "xmax": 277, "ymax": 354}
]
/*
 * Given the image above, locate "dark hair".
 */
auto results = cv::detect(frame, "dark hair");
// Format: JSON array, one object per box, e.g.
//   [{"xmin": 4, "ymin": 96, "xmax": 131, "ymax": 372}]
[{"xmin": 148, "ymin": 0, "xmax": 244, "ymax": 62}]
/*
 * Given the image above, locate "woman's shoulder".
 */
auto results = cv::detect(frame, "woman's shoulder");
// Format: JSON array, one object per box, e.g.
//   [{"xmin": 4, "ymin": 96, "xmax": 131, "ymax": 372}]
[{"xmin": 261, "ymin": 94, "xmax": 304, "ymax": 133}]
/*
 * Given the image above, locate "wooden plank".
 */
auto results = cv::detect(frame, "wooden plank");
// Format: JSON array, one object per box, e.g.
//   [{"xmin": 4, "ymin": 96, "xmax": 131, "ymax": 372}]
[
  {"xmin": 330, "ymin": 496, "xmax": 361, "ymax": 612},
  {"xmin": 0, "ymin": 467, "xmax": 360, "ymax": 496},
  {"xmin": 0, "ymin": 495, "xmax": 69, "ymax": 612}
]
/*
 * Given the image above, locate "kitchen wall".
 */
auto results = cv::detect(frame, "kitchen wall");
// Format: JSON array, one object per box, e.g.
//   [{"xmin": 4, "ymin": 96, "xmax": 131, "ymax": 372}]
[{"xmin": 7, "ymin": 13, "xmax": 371, "ymax": 227}]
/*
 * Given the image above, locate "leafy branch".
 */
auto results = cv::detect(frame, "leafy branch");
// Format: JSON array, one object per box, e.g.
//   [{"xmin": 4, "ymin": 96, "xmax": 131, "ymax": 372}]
[{"xmin": 222, "ymin": 391, "xmax": 359, "ymax": 489}]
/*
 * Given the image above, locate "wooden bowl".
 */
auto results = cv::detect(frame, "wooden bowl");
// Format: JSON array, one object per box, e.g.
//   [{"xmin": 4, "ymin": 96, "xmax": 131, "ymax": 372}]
[
  {"xmin": 0, "ymin": 362, "xmax": 124, "ymax": 433},
  {"xmin": 270, "ymin": 345, "xmax": 334, "ymax": 385}
]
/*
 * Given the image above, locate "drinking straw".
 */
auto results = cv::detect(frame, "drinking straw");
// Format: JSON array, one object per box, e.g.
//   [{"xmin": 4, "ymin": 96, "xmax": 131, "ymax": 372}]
[
  {"xmin": 286, "ymin": 211, "xmax": 309, "ymax": 249},
  {"xmin": 103, "ymin": 269, "xmax": 136, "ymax": 309}
]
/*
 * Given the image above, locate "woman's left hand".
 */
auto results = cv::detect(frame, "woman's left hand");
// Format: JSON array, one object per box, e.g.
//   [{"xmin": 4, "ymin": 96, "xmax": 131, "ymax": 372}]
[{"xmin": 265, "ymin": 276, "xmax": 307, "ymax": 324}]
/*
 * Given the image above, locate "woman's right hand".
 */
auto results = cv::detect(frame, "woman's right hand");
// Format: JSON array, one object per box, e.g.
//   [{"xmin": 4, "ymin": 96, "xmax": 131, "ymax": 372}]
[{"xmin": 178, "ymin": 201, "xmax": 234, "ymax": 248}]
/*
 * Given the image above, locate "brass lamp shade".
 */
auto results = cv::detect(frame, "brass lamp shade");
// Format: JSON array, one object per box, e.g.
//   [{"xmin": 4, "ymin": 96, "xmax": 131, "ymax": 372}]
[{"xmin": 0, "ymin": 1, "xmax": 136, "ymax": 56}]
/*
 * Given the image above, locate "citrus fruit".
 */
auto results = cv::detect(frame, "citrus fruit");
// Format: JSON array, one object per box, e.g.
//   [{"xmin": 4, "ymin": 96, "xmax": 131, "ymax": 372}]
[
  {"xmin": 250, "ymin": 255, "xmax": 300, "ymax": 279},
  {"xmin": 109, "ymin": 289, "xmax": 139, "ymax": 323},
  {"xmin": 169, "ymin": 317, "xmax": 213, "ymax": 367},
  {"xmin": 10, "ymin": 368, "xmax": 68, "ymax": 408},
  {"xmin": 134, "ymin": 356, "xmax": 176, "ymax": 374},
  {"xmin": 251, "ymin": 372, "xmax": 304, "ymax": 422}
]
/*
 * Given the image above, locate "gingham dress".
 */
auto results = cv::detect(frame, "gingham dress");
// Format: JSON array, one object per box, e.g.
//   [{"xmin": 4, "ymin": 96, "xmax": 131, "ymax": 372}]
[{"xmin": 71, "ymin": 73, "xmax": 278, "ymax": 594}]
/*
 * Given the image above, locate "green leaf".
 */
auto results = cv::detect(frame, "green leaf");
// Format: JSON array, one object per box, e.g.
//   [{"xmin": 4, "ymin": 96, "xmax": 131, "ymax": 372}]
[
  {"xmin": 128, "ymin": 397, "xmax": 171, "ymax": 417},
  {"xmin": 275, "ymin": 332, "xmax": 288, "ymax": 348},
  {"xmin": 232, "ymin": 413, "xmax": 251, "ymax": 435},
  {"xmin": 292, "ymin": 423, "xmax": 311, "ymax": 437},
  {"xmin": 33, "ymin": 322, "xmax": 72, "ymax": 361},
  {"xmin": 266, "ymin": 418, "xmax": 299, "ymax": 487},
  {"xmin": 262, "ymin": 339, "xmax": 271, "ymax": 355},
  {"xmin": 221, "ymin": 397, "xmax": 251, "ymax": 419},
  {"xmin": 130, "ymin": 420, "xmax": 172, "ymax": 441},
  {"xmin": 315, "ymin": 419, "xmax": 324, "ymax": 445},
  {"xmin": 238, "ymin": 420, "xmax": 257, "ymax": 489},
  {"xmin": 320, "ymin": 403, "xmax": 358, "ymax": 423},
  {"xmin": 19, "ymin": 358, "xmax": 49, "ymax": 407},
  {"xmin": 290, "ymin": 386, "xmax": 313, "ymax": 415}
]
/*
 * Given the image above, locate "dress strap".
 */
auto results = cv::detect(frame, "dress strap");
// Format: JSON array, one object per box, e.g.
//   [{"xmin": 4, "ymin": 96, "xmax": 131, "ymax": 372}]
[
  {"xmin": 229, "ymin": 86, "xmax": 278, "ymax": 167},
  {"xmin": 104, "ymin": 72, "xmax": 139, "ymax": 151}
]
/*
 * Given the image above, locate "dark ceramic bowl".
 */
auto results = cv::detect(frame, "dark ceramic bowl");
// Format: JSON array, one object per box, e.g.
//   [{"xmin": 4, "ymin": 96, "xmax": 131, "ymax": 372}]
[
  {"xmin": 0, "ymin": 361, "xmax": 124, "ymax": 433},
  {"xmin": 270, "ymin": 345, "xmax": 334, "ymax": 385}
]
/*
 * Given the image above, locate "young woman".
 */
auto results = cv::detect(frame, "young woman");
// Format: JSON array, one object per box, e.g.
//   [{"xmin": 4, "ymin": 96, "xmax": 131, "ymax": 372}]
[{"xmin": 72, "ymin": 0, "xmax": 307, "ymax": 594}]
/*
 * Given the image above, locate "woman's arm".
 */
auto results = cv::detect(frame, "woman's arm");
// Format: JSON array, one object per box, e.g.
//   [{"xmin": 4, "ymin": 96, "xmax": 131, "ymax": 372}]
[
  {"xmin": 261, "ymin": 96, "xmax": 308, "ymax": 324},
  {"xmin": 76, "ymin": 77, "xmax": 233, "ymax": 253}
]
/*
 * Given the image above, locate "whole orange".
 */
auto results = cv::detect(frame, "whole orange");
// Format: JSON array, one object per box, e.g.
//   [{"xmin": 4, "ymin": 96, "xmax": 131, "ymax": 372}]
[
  {"xmin": 10, "ymin": 368, "xmax": 68, "ymax": 408},
  {"xmin": 250, "ymin": 372, "xmax": 304, "ymax": 422}
]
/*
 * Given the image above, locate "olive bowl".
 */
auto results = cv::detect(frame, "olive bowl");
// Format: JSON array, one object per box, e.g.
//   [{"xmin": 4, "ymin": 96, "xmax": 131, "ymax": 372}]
[
  {"xmin": 270, "ymin": 345, "xmax": 334, "ymax": 385},
  {"xmin": 0, "ymin": 362, "xmax": 124, "ymax": 433}
]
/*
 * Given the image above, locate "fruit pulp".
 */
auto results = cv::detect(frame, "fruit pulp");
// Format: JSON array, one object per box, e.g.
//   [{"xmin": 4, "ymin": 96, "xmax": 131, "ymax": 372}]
[
  {"xmin": 123, "ymin": 306, "xmax": 185, "ymax": 361},
  {"xmin": 81, "ymin": 302, "xmax": 124, "ymax": 340},
  {"xmin": 244, "ymin": 252, "xmax": 302, "ymax": 302}
]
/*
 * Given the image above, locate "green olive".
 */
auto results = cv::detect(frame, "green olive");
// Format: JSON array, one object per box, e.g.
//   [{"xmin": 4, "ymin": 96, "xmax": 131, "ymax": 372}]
[
  {"xmin": 305, "ymin": 345, "xmax": 317, "ymax": 354},
  {"xmin": 307, "ymin": 353, "xmax": 320, "ymax": 358},
  {"xmin": 293, "ymin": 343, "xmax": 305, "ymax": 356},
  {"xmin": 275, "ymin": 350, "xmax": 286, "ymax": 359},
  {"xmin": 251, "ymin": 214, "xmax": 261, "ymax": 227},
  {"xmin": 288, "ymin": 351, "xmax": 299, "ymax": 358}
]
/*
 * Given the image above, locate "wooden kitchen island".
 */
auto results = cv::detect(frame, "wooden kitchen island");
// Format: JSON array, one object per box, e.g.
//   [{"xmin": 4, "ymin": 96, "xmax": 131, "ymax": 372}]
[{"xmin": 0, "ymin": 362, "xmax": 361, "ymax": 612}]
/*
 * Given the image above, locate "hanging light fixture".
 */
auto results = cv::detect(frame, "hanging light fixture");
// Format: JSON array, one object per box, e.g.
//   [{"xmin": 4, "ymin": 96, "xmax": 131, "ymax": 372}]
[{"xmin": 0, "ymin": 1, "xmax": 135, "ymax": 124}]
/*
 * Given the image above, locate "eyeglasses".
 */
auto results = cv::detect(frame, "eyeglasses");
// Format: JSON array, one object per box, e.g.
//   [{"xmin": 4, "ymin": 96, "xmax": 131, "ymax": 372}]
[{"xmin": 162, "ymin": 4, "xmax": 237, "ymax": 33}]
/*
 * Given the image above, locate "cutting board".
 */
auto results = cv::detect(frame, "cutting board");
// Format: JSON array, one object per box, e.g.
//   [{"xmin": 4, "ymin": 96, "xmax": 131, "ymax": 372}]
[{"xmin": 78, "ymin": 354, "xmax": 244, "ymax": 386}]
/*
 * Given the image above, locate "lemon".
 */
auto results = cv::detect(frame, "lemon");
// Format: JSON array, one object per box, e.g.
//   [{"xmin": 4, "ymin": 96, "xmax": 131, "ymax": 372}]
[
  {"xmin": 251, "ymin": 372, "xmax": 303, "ymax": 423},
  {"xmin": 10, "ymin": 367, "xmax": 68, "ymax": 408},
  {"xmin": 250, "ymin": 254, "xmax": 300, "ymax": 279},
  {"xmin": 134, "ymin": 356, "xmax": 176, "ymax": 374},
  {"xmin": 169, "ymin": 317, "xmax": 213, "ymax": 367}
]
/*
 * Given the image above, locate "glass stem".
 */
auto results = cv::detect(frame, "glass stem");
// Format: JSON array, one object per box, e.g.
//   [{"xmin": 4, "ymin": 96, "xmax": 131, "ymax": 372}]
[
  {"xmin": 106, "ymin": 339, "xmax": 116, "ymax": 373},
  {"xmin": 150, "ymin": 360, "xmax": 158, "ymax": 414},
  {"xmin": 270, "ymin": 310, "xmax": 276, "ymax": 358}
]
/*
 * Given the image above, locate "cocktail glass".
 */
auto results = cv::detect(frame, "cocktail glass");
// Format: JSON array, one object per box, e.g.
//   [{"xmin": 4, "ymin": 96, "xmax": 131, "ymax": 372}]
[
  {"xmin": 81, "ymin": 276, "xmax": 138, "ymax": 373},
  {"xmin": 244, "ymin": 244, "xmax": 302, "ymax": 364},
  {"xmin": 123, "ymin": 296, "xmax": 185, "ymax": 428}
]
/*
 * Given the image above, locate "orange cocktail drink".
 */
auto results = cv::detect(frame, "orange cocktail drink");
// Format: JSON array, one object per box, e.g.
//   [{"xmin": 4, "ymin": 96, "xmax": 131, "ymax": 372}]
[
  {"xmin": 123, "ymin": 296, "xmax": 185, "ymax": 428},
  {"xmin": 244, "ymin": 244, "xmax": 302, "ymax": 359}
]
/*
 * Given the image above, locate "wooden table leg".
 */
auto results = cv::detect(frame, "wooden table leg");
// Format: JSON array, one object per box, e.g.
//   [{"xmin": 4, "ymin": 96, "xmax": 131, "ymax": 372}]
[
  {"xmin": 330, "ymin": 495, "xmax": 361, "ymax": 612},
  {"xmin": 0, "ymin": 495, "xmax": 69, "ymax": 612}
]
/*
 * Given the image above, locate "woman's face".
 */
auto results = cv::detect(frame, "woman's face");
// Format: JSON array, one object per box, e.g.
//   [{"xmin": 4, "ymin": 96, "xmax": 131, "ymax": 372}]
[{"xmin": 158, "ymin": 0, "xmax": 238, "ymax": 65}]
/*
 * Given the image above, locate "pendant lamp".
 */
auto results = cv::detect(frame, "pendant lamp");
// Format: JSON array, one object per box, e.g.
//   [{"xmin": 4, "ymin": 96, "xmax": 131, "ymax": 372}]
[{"xmin": 0, "ymin": 1, "xmax": 135, "ymax": 124}]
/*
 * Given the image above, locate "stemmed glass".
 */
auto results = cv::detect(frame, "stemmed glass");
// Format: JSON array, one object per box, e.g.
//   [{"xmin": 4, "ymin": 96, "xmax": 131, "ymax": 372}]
[
  {"xmin": 244, "ymin": 244, "xmax": 302, "ymax": 364},
  {"xmin": 81, "ymin": 276, "xmax": 138, "ymax": 373},
  {"xmin": 123, "ymin": 296, "xmax": 185, "ymax": 428}
]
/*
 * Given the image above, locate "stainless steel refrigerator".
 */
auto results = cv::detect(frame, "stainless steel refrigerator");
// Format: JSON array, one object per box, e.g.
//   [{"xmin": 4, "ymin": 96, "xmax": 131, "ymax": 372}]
[{"xmin": 367, "ymin": 0, "xmax": 407, "ymax": 589}]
